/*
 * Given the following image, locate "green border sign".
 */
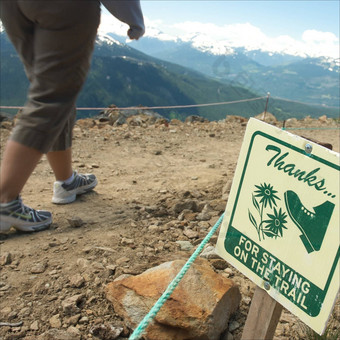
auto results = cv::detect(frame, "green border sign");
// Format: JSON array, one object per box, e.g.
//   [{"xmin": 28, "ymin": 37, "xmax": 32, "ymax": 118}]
[{"xmin": 216, "ymin": 118, "xmax": 339, "ymax": 335}]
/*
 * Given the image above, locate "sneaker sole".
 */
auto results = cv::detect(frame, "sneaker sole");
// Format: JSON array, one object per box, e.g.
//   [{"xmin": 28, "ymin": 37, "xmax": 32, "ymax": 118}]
[
  {"xmin": 0, "ymin": 216, "xmax": 52, "ymax": 233},
  {"xmin": 52, "ymin": 179, "xmax": 98, "ymax": 204}
]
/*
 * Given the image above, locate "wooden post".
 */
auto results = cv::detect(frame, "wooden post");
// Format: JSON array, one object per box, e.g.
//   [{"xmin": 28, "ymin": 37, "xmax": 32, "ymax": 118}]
[{"xmin": 241, "ymin": 286, "xmax": 283, "ymax": 340}]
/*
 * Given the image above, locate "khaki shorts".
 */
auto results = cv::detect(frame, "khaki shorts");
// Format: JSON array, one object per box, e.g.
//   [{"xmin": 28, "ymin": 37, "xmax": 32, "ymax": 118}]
[{"xmin": 0, "ymin": 0, "xmax": 101, "ymax": 153}]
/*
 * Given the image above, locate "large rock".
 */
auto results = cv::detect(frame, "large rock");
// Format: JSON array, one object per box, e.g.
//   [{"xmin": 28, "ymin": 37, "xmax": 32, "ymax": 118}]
[{"xmin": 106, "ymin": 258, "xmax": 241, "ymax": 340}]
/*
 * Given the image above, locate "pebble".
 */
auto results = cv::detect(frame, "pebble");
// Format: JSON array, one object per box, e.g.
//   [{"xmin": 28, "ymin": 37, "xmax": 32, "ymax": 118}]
[
  {"xmin": 30, "ymin": 320, "xmax": 39, "ymax": 331},
  {"xmin": 62, "ymin": 294, "xmax": 84, "ymax": 316},
  {"xmin": 67, "ymin": 217, "xmax": 85, "ymax": 228},
  {"xmin": 30, "ymin": 262, "xmax": 47, "ymax": 274},
  {"xmin": 210, "ymin": 259, "xmax": 228, "ymax": 270},
  {"xmin": 175, "ymin": 240, "xmax": 193, "ymax": 251},
  {"xmin": 200, "ymin": 246, "xmax": 220, "ymax": 259},
  {"xmin": 49, "ymin": 314, "xmax": 62, "ymax": 328},
  {"xmin": 0, "ymin": 252, "xmax": 12, "ymax": 266},
  {"xmin": 70, "ymin": 274, "xmax": 85, "ymax": 288},
  {"xmin": 183, "ymin": 229, "xmax": 198, "ymax": 239}
]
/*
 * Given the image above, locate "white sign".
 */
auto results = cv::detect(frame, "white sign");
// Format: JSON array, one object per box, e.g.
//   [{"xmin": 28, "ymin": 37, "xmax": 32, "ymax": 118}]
[{"xmin": 216, "ymin": 118, "xmax": 339, "ymax": 335}]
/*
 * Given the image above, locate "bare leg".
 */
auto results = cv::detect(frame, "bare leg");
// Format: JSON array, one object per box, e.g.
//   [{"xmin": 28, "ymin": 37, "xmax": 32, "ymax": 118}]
[
  {"xmin": 0, "ymin": 140, "xmax": 42, "ymax": 203},
  {"xmin": 46, "ymin": 148, "xmax": 73, "ymax": 182}
]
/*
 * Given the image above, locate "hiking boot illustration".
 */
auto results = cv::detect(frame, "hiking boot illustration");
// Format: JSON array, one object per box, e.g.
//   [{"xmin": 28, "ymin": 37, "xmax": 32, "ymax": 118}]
[{"xmin": 284, "ymin": 190, "xmax": 334, "ymax": 253}]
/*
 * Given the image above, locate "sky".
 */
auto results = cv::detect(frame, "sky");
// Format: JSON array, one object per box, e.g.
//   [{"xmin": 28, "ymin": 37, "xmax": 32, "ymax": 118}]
[{"xmin": 100, "ymin": 0, "xmax": 340, "ymax": 58}]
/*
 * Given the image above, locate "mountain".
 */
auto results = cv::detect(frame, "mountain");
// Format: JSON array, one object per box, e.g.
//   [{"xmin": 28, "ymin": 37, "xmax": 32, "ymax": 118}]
[
  {"xmin": 0, "ymin": 32, "xmax": 263, "ymax": 120},
  {"xmin": 0, "ymin": 32, "xmax": 338, "ymax": 121},
  {"xmin": 127, "ymin": 36, "xmax": 340, "ymax": 108}
]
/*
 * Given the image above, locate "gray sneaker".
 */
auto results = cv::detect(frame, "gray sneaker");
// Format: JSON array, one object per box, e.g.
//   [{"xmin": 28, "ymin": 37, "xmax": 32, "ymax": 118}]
[
  {"xmin": 52, "ymin": 171, "xmax": 97, "ymax": 204},
  {"xmin": 0, "ymin": 197, "xmax": 52, "ymax": 233}
]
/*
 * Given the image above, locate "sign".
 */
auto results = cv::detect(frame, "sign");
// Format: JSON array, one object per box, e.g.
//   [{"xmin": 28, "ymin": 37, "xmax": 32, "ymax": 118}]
[{"xmin": 216, "ymin": 118, "xmax": 339, "ymax": 335}]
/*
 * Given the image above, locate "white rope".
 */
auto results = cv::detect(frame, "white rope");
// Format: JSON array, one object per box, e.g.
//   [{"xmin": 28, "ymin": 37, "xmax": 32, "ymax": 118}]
[{"xmin": 0, "ymin": 96, "xmax": 266, "ymax": 111}]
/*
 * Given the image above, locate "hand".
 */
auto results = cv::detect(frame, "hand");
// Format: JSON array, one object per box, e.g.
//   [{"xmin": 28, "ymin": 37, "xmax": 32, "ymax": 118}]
[{"xmin": 127, "ymin": 26, "xmax": 145, "ymax": 40}]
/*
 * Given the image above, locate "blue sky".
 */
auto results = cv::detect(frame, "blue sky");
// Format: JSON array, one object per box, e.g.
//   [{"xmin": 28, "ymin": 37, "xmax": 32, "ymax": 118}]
[
  {"xmin": 100, "ymin": 1, "xmax": 339, "ymax": 58},
  {"xmin": 140, "ymin": 1, "xmax": 339, "ymax": 39}
]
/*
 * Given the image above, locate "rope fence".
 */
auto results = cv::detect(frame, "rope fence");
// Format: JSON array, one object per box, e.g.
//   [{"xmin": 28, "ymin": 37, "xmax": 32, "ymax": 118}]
[
  {"xmin": 1, "ymin": 94, "xmax": 339, "ymax": 112},
  {"xmin": 0, "ymin": 96, "xmax": 266, "ymax": 111}
]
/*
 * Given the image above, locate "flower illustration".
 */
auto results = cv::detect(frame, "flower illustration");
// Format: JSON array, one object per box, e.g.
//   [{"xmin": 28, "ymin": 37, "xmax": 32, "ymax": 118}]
[
  {"xmin": 249, "ymin": 182, "xmax": 288, "ymax": 241},
  {"xmin": 264, "ymin": 207, "xmax": 288, "ymax": 238},
  {"xmin": 254, "ymin": 183, "xmax": 280, "ymax": 208}
]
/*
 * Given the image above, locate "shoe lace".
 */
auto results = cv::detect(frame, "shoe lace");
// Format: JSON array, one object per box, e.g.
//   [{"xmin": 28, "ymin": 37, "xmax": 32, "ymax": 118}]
[{"xmin": 17, "ymin": 197, "xmax": 33, "ymax": 215}]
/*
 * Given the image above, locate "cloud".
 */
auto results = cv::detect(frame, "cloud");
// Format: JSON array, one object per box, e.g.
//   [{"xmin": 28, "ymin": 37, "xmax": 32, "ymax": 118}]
[
  {"xmin": 98, "ymin": 10, "xmax": 128, "ymax": 37},
  {"xmin": 157, "ymin": 21, "xmax": 339, "ymax": 59},
  {"xmin": 98, "ymin": 11, "xmax": 339, "ymax": 59}
]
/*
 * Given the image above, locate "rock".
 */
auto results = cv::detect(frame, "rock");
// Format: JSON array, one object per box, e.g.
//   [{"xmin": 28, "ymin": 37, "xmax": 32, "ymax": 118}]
[
  {"xmin": 66, "ymin": 326, "xmax": 81, "ymax": 339},
  {"xmin": 30, "ymin": 262, "xmax": 47, "ymax": 274},
  {"xmin": 0, "ymin": 252, "xmax": 12, "ymax": 266},
  {"xmin": 69, "ymin": 274, "xmax": 85, "ymax": 288},
  {"xmin": 49, "ymin": 314, "xmax": 62, "ymax": 328},
  {"xmin": 90, "ymin": 323, "xmax": 123, "ymax": 340},
  {"xmin": 1, "ymin": 306, "xmax": 12, "ymax": 316},
  {"xmin": 62, "ymin": 294, "xmax": 85, "ymax": 315},
  {"xmin": 30, "ymin": 320, "xmax": 40, "ymax": 330},
  {"xmin": 175, "ymin": 241, "xmax": 194, "ymax": 251},
  {"xmin": 106, "ymin": 258, "xmax": 241, "ymax": 340},
  {"xmin": 183, "ymin": 229, "xmax": 199, "ymax": 239},
  {"xmin": 178, "ymin": 209, "xmax": 197, "ymax": 221},
  {"xmin": 200, "ymin": 246, "xmax": 221, "ymax": 259},
  {"xmin": 67, "ymin": 217, "xmax": 84, "ymax": 228},
  {"xmin": 210, "ymin": 199, "xmax": 227, "ymax": 213},
  {"xmin": 172, "ymin": 199, "xmax": 198, "ymax": 214},
  {"xmin": 318, "ymin": 115, "xmax": 328, "ymax": 123},
  {"xmin": 210, "ymin": 259, "xmax": 228, "ymax": 270},
  {"xmin": 64, "ymin": 314, "xmax": 81, "ymax": 326},
  {"xmin": 196, "ymin": 204, "xmax": 212, "ymax": 221}
]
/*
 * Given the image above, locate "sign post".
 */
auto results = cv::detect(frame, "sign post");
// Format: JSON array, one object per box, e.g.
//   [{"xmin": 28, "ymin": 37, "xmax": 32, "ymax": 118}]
[
  {"xmin": 216, "ymin": 118, "xmax": 339, "ymax": 335},
  {"xmin": 241, "ymin": 286, "xmax": 283, "ymax": 340}
]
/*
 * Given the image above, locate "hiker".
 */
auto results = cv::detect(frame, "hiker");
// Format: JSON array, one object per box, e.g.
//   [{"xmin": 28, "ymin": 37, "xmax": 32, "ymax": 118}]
[{"xmin": 0, "ymin": 0, "xmax": 145, "ymax": 233}]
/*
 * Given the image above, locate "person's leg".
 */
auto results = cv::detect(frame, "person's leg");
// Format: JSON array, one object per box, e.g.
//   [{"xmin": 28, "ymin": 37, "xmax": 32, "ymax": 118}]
[
  {"xmin": 0, "ymin": 141, "xmax": 42, "ymax": 203},
  {"xmin": 46, "ymin": 148, "xmax": 73, "ymax": 182},
  {"xmin": 0, "ymin": 1, "xmax": 100, "ymax": 232}
]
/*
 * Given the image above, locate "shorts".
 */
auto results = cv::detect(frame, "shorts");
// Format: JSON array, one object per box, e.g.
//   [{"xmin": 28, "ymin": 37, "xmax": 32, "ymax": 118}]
[{"xmin": 0, "ymin": 0, "xmax": 101, "ymax": 153}]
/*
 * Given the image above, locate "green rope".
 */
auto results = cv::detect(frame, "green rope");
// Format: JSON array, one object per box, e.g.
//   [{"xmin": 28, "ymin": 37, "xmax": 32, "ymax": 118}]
[
  {"xmin": 282, "ymin": 127, "xmax": 339, "ymax": 131},
  {"xmin": 128, "ymin": 213, "xmax": 225, "ymax": 340}
]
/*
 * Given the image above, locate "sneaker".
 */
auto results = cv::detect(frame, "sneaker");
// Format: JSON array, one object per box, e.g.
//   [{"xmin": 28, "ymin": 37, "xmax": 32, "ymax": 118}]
[
  {"xmin": 52, "ymin": 171, "xmax": 97, "ymax": 204},
  {"xmin": 0, "ymin": 197, "xmax": 52, "ymax": 233}
]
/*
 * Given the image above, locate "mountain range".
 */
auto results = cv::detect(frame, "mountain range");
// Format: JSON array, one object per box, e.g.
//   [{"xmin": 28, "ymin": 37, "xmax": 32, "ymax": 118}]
[
  {"xmin": 0, "ymin": 30, "xmax": 339, "ymax": 121},
  {"xmin": 124, "ymin": 34, "xmax": 339, "ymax": 108}
]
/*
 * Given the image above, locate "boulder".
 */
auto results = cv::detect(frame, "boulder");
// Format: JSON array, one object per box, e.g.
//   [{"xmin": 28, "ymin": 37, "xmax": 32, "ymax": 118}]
[{"xmin": 106, "ymin": 258, "xmax": 241, "ymax": 340}]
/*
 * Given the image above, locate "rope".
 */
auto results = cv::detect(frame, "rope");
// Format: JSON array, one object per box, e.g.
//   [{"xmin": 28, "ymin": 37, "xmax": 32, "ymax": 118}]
[
  {"xmin": 271, "ymin": 96, "xmax": 340, "ymax": 109},
  {"xmin": 128, "ymin": 213, "xmax": 225, "ymax": 340},
  {"xmin": 283, "ymin": 127, "xmax": 339, "ymax": 131},
  {"xmin": 0, "ymin": 96, "xmax": 265, "ymax": 111}
]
